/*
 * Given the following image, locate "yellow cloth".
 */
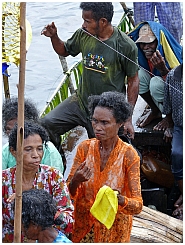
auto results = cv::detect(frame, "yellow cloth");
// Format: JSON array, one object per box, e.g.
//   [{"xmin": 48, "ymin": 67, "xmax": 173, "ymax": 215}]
[{"xmin": 90, "ymin": 185, "xmax": 118, "ymax": 229}]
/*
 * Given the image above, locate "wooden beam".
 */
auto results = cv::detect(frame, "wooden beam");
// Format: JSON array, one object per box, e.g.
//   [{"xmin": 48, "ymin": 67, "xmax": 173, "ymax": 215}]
[{"xmin": 13, "ymin": 2, "xmax": 26, "ymax": 243}]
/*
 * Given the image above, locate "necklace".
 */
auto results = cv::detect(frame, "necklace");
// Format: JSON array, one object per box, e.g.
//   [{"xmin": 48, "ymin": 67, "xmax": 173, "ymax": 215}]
[{"xmin": 99, "ymin": 142, "xmax": 113, "ymax": 152}]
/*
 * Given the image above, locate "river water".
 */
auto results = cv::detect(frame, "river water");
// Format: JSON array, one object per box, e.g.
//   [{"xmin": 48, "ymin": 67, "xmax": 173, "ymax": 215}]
[{"xmin": 2, "ymin": 2, "xmax": 133, "ymax": 147}]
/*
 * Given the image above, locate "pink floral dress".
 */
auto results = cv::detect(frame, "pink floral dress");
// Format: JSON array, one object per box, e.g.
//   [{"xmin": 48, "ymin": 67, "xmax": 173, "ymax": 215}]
[{"xmin": 2, "ymin": 164, "xmax": 74, "ymax": 242}]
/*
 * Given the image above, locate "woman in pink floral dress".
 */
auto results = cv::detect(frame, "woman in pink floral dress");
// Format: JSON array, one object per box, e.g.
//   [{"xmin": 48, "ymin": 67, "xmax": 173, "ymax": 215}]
[{"xmin": 2, "ymin": 121, "xmax": 74, "ymax": 243}]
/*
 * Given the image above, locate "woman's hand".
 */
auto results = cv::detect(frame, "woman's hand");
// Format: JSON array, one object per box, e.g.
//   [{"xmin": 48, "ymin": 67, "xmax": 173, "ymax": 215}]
[
  {"xmin": 113, "ymin": 189, "xmax": 125, "ymax": 206},
  {"xmin": 41, "ymin": 22, "xmax": 57, "ymax": 37},
  {"xmin": 73, "ymin": 161, "xmax": 92, "ymax": 184},
  {"xmin": 117, "ymin": 193, "xmax": 125, "ymax": 206},
  {"xmin": 69, "ymin": 161, "xmax": 92, "ymax": 196},
  {"xmin": 7, "ymin": 193, "xmax": 16, "ymax": 203}
]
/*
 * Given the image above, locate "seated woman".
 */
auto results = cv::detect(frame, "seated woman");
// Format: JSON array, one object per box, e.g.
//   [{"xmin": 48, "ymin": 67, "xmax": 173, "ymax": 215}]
[
  {"xmin": 22, "ymin": 189, "xmax": 72, "ymax": 243},
  {"xmin": 67, "ymin": 91, "xmax": 143, "ymax": 243},
  {"xmin": 2, "ymin": 97, "xmax": 64, "ymax": 173},
  {"xmin": 2, "ymin": 121, "xmax": 74, "ymax": 243}
]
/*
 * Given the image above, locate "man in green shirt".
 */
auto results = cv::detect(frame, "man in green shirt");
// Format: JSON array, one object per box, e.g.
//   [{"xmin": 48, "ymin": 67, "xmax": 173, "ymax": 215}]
[{"xmin": 41, "ymin": 2, "xmax": 139, "ymax": 150}]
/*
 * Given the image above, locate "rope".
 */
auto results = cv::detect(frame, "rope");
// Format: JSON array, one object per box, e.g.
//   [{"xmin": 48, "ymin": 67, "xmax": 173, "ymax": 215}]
[{"xmin": 81, "ymin": 28, "xmax": 183, "ymax": 95}]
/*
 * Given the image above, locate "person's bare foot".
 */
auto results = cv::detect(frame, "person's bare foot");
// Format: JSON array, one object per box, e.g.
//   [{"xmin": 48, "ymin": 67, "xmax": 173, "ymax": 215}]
[
  {"xmin": 136, "ymin": 109, "xmax": 162, "ymax": 128},
  {"xmin": 174, "ymin": 194, "xmax": 183, "ymax": 207},
  {"xmin": 172, "ymin": 204, "xmax": 183, "ymax": 220},
  {"xmin": 153, "ymin": 116, "xmax": 169, "ymax": 131},
  {"xmin": 172, "ymin": 194, "xmax": 183, "ymax": 220}
]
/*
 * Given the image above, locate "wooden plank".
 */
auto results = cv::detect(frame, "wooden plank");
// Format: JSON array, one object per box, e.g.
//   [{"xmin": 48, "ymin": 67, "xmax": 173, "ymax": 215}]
[{"xmin": 130, "ymin": 206, "xmax": 183, "ymax": 243}]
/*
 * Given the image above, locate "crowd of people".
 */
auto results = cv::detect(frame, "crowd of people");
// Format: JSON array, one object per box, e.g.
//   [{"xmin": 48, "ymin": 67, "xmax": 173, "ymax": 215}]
[{"xmin": 2, "ymin": 2, "xmax": 183, "ymax": 243}]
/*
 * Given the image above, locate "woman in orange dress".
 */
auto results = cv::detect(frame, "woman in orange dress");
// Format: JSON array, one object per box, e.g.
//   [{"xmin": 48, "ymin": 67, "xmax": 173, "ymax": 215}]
[{"xmin": 67, "ymin": 91, "xmax": 143, "ymax": 243}]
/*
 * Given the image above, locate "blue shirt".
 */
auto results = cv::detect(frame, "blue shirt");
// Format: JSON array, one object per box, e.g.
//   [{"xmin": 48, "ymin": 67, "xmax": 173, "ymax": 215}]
[
  {"xmin": 36, "ymin": 230, "xmax": 72, "ymax": 243},
  {"xmin": 53, "ymin": 231, "xmax": 72, "ymax": 243}
]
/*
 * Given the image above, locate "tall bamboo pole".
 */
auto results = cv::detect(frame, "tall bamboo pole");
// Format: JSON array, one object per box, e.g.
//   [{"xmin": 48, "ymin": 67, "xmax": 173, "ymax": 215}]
[
  {"xmin": 58, "ymin": 55, "xmax": 75, "ymax": 94},
  {"xmin": 13, "ymin": 2, "xmax": 26, "ymax": 243}
]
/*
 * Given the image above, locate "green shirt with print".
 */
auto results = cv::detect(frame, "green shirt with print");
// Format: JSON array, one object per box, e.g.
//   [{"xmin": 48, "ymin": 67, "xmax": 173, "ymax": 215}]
[{"xmin": 64, "ymin": 27, "xmax": 139, "ymax": 114}]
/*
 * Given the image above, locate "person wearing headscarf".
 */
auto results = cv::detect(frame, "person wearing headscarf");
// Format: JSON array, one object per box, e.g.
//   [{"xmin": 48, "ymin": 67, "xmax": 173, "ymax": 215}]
[{"xmin": 128, "ymin": 21, "xmax": 182, "ymax": 129}]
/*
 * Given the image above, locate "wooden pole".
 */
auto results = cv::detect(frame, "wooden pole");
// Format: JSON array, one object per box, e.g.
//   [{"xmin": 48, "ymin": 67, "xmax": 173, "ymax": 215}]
[
  {"xmin": 3, "ymin": 74, "xmax": 10, "ymax": 98},
  {"xmin": 58, "ymin": 55, "xmax": 75, "ymax": 94},
  {"xmin": 120, "ymin": 2, "xmax": 135, "ymax": 27},
  {"xmin": 13, "ymin": 2, "xmax": 26, "ymax": 243}
]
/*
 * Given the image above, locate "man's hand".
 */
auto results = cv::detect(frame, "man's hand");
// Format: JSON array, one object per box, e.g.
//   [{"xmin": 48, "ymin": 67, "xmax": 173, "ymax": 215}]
[
  {"xmin": 163, "ymin": 127, "xmax": 173, "ymax": 143},
  {"xmin": 41, "ymin": 22, "xmax": 57, "ymax": 37},
  {"xmin": 123, "ymin": 118, "xmax": 135, "ymax": 139},
  {"xmin": 150, "ymin": 50, "xmax": 169, "ymax": 75}
]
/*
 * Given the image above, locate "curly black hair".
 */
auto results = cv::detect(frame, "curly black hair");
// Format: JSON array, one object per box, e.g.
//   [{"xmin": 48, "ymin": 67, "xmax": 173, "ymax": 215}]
[
  {"xmin": 88, "ymin": 91, "xmax": 132, "ymax": 123},
  {"xmin": 2, "ymin": 97, "xmax": 39, "ymax": 135},
  {"xmin": 80, "ymin": 2, "xmax": 114, "ymax": 23},
  {"xmin": 9, "ymin": 120, "xmax": 49, "ymax": 151},
  {"xmin": 22, "ymin": 189, "xmax": 63, "ymax": 230}
]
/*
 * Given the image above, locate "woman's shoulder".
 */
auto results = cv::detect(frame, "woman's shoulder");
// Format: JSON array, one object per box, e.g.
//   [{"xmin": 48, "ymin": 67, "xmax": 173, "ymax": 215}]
[
  {"xmin": 77, "ymin": 138, "xmax": 97, "ymax": 149},
  {"xmin": 118, "ymin": 138, "xmax": 140, "ymax": 155},
  {"xmin": 2, "ymin": 142, "xmax": 9, "ymax": 150},
  {"xmin": 2, "ymin": 142, "xmax": 16, "ymax": 170},
  {"xmin": 39, "ymin": 164, "xmax": 60, "ymax": 172},
  {"xmin": 38, "ymin": 164, "xmax": 64, "ymax": 178},
  {"xmin": 2, "ymin": 166, "xmax": 16, "ymax": 179},
  {"xmin": 2, "ymin": 165, "xmax": 16, "ymax": 172},
  {"xmin": 43, "ymin": 141, "xmax": 58, "ymax": 153}
]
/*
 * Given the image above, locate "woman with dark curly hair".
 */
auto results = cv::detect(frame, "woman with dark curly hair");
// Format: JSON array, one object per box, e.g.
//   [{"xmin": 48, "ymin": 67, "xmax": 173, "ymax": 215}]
[
  {"xmin": 67, "ymin": 91, "xmax": 143, "ymax": 242},
  {"xmin": 2, "ymin": 97, "xmax": 64, "ymax": 174},
  {"xmin": 22, "ymin": 189, "xmax": 72, "ymax": 243},
  {"xmin": 2, "ymin": 97, "xmax": 39, "ymax": 135},
  {"xmin": 2, "ymin": 121, "xmax": 74, "ymax": 243}
]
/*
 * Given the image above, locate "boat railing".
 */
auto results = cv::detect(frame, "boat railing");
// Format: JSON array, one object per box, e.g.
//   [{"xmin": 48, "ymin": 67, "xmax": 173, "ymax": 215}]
[{"xmin": 40, "ymin": 60, "xmax": 83, "ymax": 118}]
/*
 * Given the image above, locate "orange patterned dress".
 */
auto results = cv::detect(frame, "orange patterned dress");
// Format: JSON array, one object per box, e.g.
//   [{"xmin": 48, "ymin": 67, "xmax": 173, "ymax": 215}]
[{"xmin": 67, "ymin": 138, "xmax": 143, "ymax": 243}]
